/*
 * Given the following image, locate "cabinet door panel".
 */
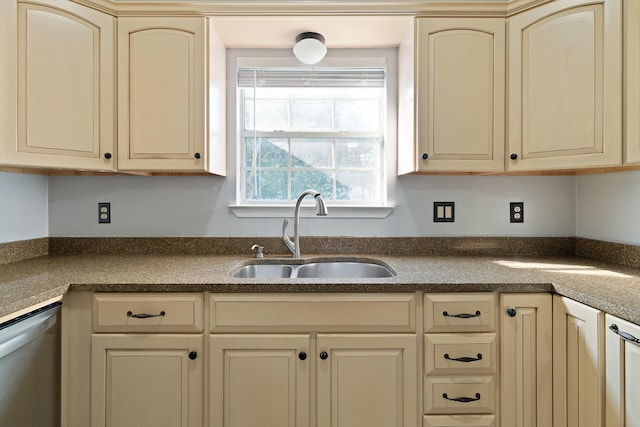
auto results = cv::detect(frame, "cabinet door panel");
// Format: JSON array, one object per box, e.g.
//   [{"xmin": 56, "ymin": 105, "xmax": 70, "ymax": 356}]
[
  {"xmin": 500, "ymin": 294, "xmax": 552, "ymax": 427},
  {"xmin": 0, "ymin": 0, "xmax": 115, "ymax": 170},
  {"xmin": 118, "ymin": 18, "xmax": 206, "ymax": 171},
  {"xmin": 91, "ymin": 334, "xmax": 203, "ymax": 427},
  {"xmin": 210, "ymin": 334, "xmax": 311, "ymax": 427},
  {"xmin": 415, "ymin": 18, "xmax": 505, "ymax": 172},
  {"xmin": 625, "ymin": 0, "xmax": 640, "ymax": 163},
  {"xmin": 605, "ymin": 314, "xmax": 640, "ymax": 427},
  {"xmin": 507, "ymin": 0, "xmax": 621, "ymax": 170},
  {"xmin": 316, "ymin": 334, "xmax": 417, "ymax": 427},
  {"xmin": 552, "ymin": 296, "xmax": 603, "ymax": 427}
]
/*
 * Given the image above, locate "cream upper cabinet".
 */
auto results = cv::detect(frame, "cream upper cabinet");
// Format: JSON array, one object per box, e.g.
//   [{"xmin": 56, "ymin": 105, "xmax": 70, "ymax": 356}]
[
  {"xmin": 552, "ymin": 295, "xmax": 604, "ymax": 427},
  {"xmin": 506, "ymin": 0, "xmax": 622, "ymax": 171},
  {"xmin": 500, "ymin": 293, "xmax": 553, "ymax": 427},
  {"xmin": 0, "ymin": 0, "xmax": 115, "ymax": 170},
  {"xmin": 117, "ymin": 17, "xmax": 226, "ymax": 174},
  {"xmin": 625, "ymin": 0, "xmax": 640, "ymax": 164},
  {"xmin": 408, "ymin": 18, "xmax": 505, "ymax": 173},
  {"xmin": 605, "ymin": 314, "xmax": 640, "ymax": 427}
]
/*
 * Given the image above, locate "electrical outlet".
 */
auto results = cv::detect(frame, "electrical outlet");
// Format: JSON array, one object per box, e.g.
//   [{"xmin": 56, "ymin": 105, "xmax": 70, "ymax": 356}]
[
  {"xmin": 98, "ymin": 202, "xmax": 111, "ymax": 224},
  {"xmin": 434, "ymin": 202, "xmax": 455, "ymax": 222},
  {"xmin": 510, "ymin": 202, "xmax": 524, "ymax": 223}
]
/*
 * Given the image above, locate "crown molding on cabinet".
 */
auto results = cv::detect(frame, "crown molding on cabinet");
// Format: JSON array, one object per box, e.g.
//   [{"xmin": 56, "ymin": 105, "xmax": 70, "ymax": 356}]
[{"xmin": 71, "ymin": 0, "xmax": 554, "ymax": 17}]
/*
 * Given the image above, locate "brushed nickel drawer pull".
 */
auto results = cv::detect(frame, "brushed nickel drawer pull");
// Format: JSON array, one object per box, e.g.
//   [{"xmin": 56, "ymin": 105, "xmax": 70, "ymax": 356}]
[
  {"xmin": 442, "ymin": 392, "xmax": 481, "ymax": 403},
  {"xmin": 444, "ymin": 353, "xmax": 483, "ymax": 363},
  {"xmin": 442, "ymin": 310, "xmax": 481, "ymax": 319},
  {"xmin": 126, "ymin": 310, "xmax": 166, "ymax": 319}
]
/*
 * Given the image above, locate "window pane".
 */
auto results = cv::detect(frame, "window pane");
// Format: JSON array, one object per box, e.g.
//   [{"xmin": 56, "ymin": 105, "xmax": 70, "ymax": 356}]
[
  {"xmin": 336, "ymin": 171, "xmax": 380, "ymax": 201},
  {"xmin": 244, "ymin": 170, "xmax": 289, "ymax": 200},
  {"xmin": 290, "ymin": 100, "xmax": 332, "ymax": 130},
  {"xmin": 292, "ymin": 170, "xmax": 334, "ymax": 200},
  {"xmin": 335, "ymin": 99, "xmax": 380, "ymax": 131},
  {"xmin": 245, "ymin": 138, "xmax": 289, "ymax": 168},
  {"xmin": 335, "ymin": 138, "xmax": 379, "ymax": 168},
  {"xmin": 253, "ymin": 99, "xmax": 289, "ymax": 130},
  {"xmin": 291, "ymin": 138, "xmax": 332, "ymax": 168}
]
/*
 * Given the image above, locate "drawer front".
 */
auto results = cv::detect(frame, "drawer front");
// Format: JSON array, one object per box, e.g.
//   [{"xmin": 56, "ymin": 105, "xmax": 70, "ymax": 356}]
[
  {"xmin": 425, "ymin": 334, "xmax": 496, "ymax": 375},
  {"xmin": 210, "ymin": 293, "xmax": 416, "ymax": 333},
  {"xmin": 424, "ymin": 415, "xmax": 496, "ymax": 427},
  {"xmin": 424, "ymin": 376, "xmax": 496, "ymax": 415},
  {"xmin": 424, "ymin": 294, "xmax": 496, "ymax": 333},
  {"xmin": 93, "ymin": 293, "xmax": 203, "ymax": 332}
]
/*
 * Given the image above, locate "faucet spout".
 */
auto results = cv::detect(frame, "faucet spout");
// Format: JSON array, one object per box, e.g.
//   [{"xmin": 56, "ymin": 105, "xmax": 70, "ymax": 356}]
[{"xmin": 282, "ymin": 190, "xmax": 328, "ymax": 258}]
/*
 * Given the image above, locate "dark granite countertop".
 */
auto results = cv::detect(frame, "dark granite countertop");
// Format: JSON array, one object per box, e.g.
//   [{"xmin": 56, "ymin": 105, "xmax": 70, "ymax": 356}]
[{"xmin": 1, "ymin": 253, "xmax": 639, "ymax": 324}]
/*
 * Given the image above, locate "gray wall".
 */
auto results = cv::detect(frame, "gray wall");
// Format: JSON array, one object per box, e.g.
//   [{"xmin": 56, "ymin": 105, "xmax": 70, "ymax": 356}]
[
  {"xmin": 0, "ymin": 172, "xmax": 48, "ymax": 243},
  {"xmin": 576, "ymin": 170, "xmax": 640, "ymax": 245},
  {"xmin": 48, "ymin": 174, "xmax": 576, "ymax": 238}
]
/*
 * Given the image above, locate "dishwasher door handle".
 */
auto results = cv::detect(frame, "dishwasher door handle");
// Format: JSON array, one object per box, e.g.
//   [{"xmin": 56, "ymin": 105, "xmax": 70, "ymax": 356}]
[{"xmin": 0, "ymin": 306, "xmax": 59, "ymax": 359}]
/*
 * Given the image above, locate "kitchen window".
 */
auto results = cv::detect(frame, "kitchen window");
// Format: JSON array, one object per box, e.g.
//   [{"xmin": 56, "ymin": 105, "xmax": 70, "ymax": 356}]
[{"xmin": 231, "ymin": 51, "xmax": 396, "ymax": 217}]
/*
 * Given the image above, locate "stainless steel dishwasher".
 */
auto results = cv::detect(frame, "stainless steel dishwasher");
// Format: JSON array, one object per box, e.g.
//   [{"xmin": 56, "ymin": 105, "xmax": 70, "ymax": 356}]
[{"xmin": 0, "ymin": 302, "xmax": 61, "ymax": 427}]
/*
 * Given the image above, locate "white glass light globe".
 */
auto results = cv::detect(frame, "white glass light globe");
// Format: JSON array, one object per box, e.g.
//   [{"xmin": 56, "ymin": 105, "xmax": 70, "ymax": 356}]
[{"xmin": 293, "ymin": 32, "xmax": 327, "ymax": 65}]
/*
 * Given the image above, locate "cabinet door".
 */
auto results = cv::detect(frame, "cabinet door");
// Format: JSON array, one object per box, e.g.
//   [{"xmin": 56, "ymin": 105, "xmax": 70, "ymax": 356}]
[
  {"xmin": 0, "ymin": 0, "xmax": 115, "ymax": 170},
  {"xmin": 500, "ymin": 294, "xmax": 552, "ymax": 427},
  {"xmin": 414, "ymin": 18, "xmax": 505, "ymax": 172},
  {"xmin": 91, "ymin": 334, "xmax": 203, "ymax": 427},
  {"xmin": 316, "ymin": 334, "xmax": 417, "ymax": 427},
  {"xmin": 605, "ymin": 314, "xmax": 640, "ymax": 427},
  {"xmin": 118, "ymin": 17, "xmax": 207, "ymax": 172},
  {"xmin": 210, "ymin": 334, "xmax": 311, "ymax": 427},
  {"xmin": 625, "ymin": 0, "xmax": 640, "ymax": 163},
  {"xmin": 552, "ymin": 296, "xmax": 604, "ymax": 427},
  {"xmin": 507, "ymin": 0, "xmax": 622, "ymax": 171}
]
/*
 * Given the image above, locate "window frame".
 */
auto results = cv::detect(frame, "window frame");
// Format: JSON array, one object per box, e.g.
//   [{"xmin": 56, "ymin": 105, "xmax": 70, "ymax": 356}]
[{"xmin": 228, "ymin": 49, "xmax": 397, "ymax": 218}]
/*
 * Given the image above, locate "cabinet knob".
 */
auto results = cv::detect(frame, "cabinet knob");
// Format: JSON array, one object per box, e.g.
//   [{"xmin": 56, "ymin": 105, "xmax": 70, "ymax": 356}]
[
  {"xmin": 188, "ymin": 351, "xmax": 197, "ymax": 360},
  {"xmin": 194, "ymin": 152, "xmax": 201, "ymax": 159},
  {"xmin": 319, "ymin": 351, "xmax": 328, "ymax": 360},
  {"xmin": 507, "ymin": 308, "xmax": 517, "ymax": 317},
  {"xmin": 298, "ymin": 352, "xmax": 307, "ymax": 361},
  {"xmin": 104, "ymin": 152, "xmax": 112, "ymax": 160},
  {"xmin": 422, "ymin": 153, "xmax": 429, "ymax": 160},
  {"xmin": 510, "ymin": 153, "xmax": 518, "ymax": 160}
]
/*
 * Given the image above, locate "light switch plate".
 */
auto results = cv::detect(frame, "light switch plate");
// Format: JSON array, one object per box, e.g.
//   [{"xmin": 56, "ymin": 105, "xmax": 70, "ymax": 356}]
[{"xmin": 433, "ymin": 202, "xmax": 455, "ymax": 222}]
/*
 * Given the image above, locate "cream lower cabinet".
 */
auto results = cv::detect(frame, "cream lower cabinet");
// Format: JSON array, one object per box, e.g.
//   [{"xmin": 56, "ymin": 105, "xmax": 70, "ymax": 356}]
[
  {"xmin": 605, "ymin": 314, "xmax": 640, "ymax": 427},
  {"xmin": 552, "ymin": 295, "xmax": 604, "ymax": 427},
  {"xmin": 0, "ymin": 0, "xmax": 115, "ymax": 170},
  {"xmin": 423, "ymin": 293, "xmax": 498, "ymax": 427},
  {"xmin": 117, "ymin": 17, "xmax": 225, "ymax": 174},
  {"xmin": 499, "ymin": 293, "xmax": 553, "ymax": 427},
  {"xmin": 506, "ymin": 0, "xmax": 622, "ymax": 171},
  {"xmin": 407, "ymin": 18, "xmax": 505, "ymax": 173},
  {"xmin": 209, "ymin": 293, "xmax": 418, "ymax": 427},
  {"xmin": 89, "ymin": 293, "xmax": 205, "ymax": 427}
]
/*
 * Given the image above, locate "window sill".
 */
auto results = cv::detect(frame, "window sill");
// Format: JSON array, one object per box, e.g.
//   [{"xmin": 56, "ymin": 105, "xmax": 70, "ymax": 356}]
[{"xmin": 229, "ymin": 204, "xmax": 394, "ymax": 218}]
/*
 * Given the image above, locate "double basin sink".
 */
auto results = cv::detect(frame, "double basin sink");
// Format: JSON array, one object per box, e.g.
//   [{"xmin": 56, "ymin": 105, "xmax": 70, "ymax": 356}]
[{"xmin": 231, "ymin": 258, "xmax": 396, "ymax": 279}]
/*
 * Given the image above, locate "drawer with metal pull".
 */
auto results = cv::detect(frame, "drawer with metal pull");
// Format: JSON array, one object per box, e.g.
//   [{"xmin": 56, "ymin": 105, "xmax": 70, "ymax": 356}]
[
  {"xmin": 424, "ymin": 375, "xmax": 496, "ymax": 414},
  {"xmin": 425, "ymin": 333, "xmax": 497, "ymax": 375},
  {"xmin": 424, "ymin": 293, "xmax": 496, "ymax": 333},
  {"xmin": 93, "ymin": 293, "xmax": 204, "ymax": 333}
]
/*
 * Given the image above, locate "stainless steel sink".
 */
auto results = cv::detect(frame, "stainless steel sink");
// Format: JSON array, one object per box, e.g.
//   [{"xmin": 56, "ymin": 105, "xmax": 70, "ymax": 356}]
[
  {"xmin": 231, "ymin": 264, "xmax": 293, "ymax": 279},
  {"xmin": 295, "ymin": 261, "xmax": 394, "ymax": 278},
  {"xmin": 231, "ymin": 259, "xmax": 395, "ymax": 279}
]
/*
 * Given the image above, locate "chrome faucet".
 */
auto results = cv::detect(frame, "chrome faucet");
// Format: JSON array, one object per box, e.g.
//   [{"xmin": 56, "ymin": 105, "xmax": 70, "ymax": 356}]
[{"xmin": 282, "ymin": 190, "xmax": 328, "ymax": 258}]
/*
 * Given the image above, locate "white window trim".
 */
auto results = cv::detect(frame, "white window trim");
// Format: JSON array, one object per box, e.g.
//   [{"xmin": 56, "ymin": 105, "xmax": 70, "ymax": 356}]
[{"xmin": 227, "ymin": 48, "xmax": 398, "ymax": 219}]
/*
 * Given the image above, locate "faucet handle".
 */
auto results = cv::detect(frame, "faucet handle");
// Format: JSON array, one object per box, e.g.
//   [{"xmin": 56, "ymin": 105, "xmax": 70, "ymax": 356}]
[
  {"xmin": 282, "ymin": 219, "xmax": 289, "ymax": 237},
  {"xmin": 251, "ymin": 244, "xmax": 264, "ymax": 258}
]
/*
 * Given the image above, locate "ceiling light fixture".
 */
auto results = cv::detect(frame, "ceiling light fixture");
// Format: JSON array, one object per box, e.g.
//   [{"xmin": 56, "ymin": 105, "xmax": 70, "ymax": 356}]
[{"xmin": 293, "ymin": 32, "xmax": 327, "ymax": 65}]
